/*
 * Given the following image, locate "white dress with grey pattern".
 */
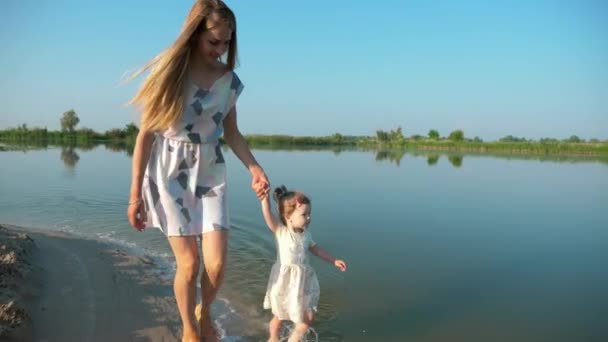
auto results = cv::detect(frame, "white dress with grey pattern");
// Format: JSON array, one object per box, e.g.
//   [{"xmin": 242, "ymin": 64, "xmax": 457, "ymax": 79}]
[{"xmin": 142, "ymin": 71, "xmax": 243, "ymax": 236}]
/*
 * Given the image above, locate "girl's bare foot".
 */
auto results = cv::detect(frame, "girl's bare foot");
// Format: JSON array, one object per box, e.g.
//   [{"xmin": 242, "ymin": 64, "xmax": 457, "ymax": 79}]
[{"xmin": 288, "ymin": 322, "xmax": 310, "ymax": 342}]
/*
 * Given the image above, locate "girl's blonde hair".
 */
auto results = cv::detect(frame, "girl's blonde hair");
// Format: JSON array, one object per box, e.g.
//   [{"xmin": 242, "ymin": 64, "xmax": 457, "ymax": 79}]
[
  {"xmin": 273, "ymin": 185, "xmax": 311, "ymax": 225},
  {"xmin": 126, "ymin": 0, "xmax": 238, "ymax": 132}
]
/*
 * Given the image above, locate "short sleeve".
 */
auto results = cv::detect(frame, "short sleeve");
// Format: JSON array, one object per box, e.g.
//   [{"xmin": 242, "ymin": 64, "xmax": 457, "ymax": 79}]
[
  {"xmin": 227, "ymin": 71, "xmax": 244, "ymax": 111},
  {"xmin": 275, "ymin": 225, "xmax": 286, "ymax": 237},
  {"xmin": 307, "ymin": 231, "xmax": 316, "ymax": 248}
]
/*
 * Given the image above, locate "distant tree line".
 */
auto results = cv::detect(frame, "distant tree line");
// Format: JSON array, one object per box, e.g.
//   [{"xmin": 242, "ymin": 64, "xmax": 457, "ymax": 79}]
[
  {"xmin": 0, "ymin": 109, "xmax": 139, "ymax": 144},
  {"xmin": 1, "ymin": 109, "xmax": 607, "ymax": 155},
  {"xmin": 372, "ymin": 127, "xmax": 605, "ymax": 146}
]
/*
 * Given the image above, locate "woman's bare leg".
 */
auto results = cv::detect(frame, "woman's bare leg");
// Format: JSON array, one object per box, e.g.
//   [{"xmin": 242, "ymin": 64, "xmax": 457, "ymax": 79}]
[
  {"xmin": 198, "ymin": 230, "xmax": 229, "ymax": 341},
  {"xmin": 168, "ymin": 236, "xmax": 200, "ymax": 341}
]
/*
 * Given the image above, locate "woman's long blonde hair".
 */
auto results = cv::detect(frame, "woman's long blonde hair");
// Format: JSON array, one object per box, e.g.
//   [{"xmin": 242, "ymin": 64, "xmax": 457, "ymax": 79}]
[{"xmin": 126, "ymin": 0, "xmax": 237, "ymax": 132}]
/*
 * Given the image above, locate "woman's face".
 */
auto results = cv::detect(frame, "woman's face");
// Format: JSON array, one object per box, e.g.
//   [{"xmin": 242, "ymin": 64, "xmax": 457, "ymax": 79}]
[{"xmin": 196, "ymin": 23, "xmax": 232, "ymax": 65}]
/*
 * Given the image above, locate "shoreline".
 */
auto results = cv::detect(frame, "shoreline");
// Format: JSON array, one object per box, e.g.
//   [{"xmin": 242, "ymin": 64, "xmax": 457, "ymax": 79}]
[
  {"xmin": 0, "ymin": 224, "xmax": 181, "ymax": 341},
  {"xmin": 2, "ymin": 138, "xmax": 608, "ymax": 157}
]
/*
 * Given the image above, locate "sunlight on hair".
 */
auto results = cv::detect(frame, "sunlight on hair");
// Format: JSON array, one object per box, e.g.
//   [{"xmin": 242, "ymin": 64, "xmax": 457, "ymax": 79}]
[{"xmin": 120, "ymin": 0, "xmax": 237, "ymax": 131}]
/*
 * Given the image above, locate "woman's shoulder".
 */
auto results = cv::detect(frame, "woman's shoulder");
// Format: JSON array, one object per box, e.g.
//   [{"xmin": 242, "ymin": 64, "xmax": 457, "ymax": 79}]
[
  {"xmin": 213, "ymin": 63, "xmax": 242, "ymax": 90},
  {"xmin": 213, "ymin": 63, "xmax": 235, "ymax": 76},
  {"xmin": 226, "ymin": 67, "xmax": 243, "ymax": 90}
]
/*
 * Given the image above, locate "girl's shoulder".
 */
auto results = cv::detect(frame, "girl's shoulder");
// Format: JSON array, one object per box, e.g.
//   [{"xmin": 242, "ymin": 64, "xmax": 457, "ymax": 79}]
[{"xmin": 275, "ymin": 224, "xmax": 288, "ymax": 234}]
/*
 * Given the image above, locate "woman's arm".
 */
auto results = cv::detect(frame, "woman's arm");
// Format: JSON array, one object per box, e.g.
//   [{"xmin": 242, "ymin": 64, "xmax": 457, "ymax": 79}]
[
  {"xmin": 260, "ymin": 195, "xmax": 280, "ymax": 233},
  {"xmin": 223, "ymin": 107, "xmax": 269, "ymax": 199},
  {"xmin": 127, "ymin": 128, "xmax": 155, "ymax": 230}
]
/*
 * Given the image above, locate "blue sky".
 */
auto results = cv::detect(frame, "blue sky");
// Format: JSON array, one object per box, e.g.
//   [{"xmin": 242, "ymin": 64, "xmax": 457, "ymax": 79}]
[{"xmin": 1, "ymin": 0, "xmax": 607, "ymax": 140}]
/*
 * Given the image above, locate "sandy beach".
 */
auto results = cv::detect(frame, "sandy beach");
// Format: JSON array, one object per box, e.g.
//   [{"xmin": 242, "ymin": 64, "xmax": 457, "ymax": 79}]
[{"xmin": 0, "ymin": 223, "xmax": 181, "ymax": 341}]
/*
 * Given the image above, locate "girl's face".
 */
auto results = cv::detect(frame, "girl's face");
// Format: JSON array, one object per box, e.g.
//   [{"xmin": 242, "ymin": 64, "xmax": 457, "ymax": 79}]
[
  {"xmin": 287, "ymin": 204, "xmax": 312, "ymax": 230},
  {"xmin": 196, "ymin": 23, "xmax": 232, "ymax": 66}
]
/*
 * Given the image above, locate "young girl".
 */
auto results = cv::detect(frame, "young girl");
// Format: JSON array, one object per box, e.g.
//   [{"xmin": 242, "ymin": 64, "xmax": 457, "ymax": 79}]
[
  {"xmin": 126, "ymin": 1, "xmax": 269, "ymax": 341},
  {"xmin": 260, "ymin": 186, "xmax": 347, "ymax": 342}
]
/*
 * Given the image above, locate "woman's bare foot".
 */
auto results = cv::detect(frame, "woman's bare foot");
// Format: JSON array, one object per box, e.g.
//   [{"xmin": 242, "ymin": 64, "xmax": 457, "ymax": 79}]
[
  {"xmin": 196, "ymin": 303, "xmax": 219, "ymax": 342},
  {"xmin": 182, "ymin": 331, "xmax": 201, "ymax": 342}
]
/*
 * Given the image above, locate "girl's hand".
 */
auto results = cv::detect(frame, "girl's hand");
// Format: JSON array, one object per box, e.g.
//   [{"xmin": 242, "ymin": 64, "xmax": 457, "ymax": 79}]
[
  {"xmin": 334, "ymin": 259, "xmax": 347, "ymax": 272},
  {"xmin": 127, "ymin": 198, "xmax": 146, "ymax": 232},
  {"xmin": 250, "ymin": 165, "xmax": 269, "ymax": 200}
]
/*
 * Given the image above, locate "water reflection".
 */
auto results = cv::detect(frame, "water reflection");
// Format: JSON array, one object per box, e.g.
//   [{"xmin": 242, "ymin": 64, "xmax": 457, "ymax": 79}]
[
  {"xmin": 448, "ymin": 155, "xmax": 463, "ymax": 168},
  {"xmin": 105, "ymin": 140, "xmax": 134, "ymax": 156},
  {"xmin": 60, "ymin": 145, "xmax": 80, "ymax": 168},
  {"xmin": 76, "ymin": 140, "xmax": 97, "ymax": 151},
  {"xmin": 374, "ymin": 150, "xmax": 465, "ymax": 168},
  {"xmin": 2, "ymin": 141, "xmax": 607, "ymax": 170},
  {"xmin": 375, "ymin": 150, "xmax": 406, "ymax": 166}
]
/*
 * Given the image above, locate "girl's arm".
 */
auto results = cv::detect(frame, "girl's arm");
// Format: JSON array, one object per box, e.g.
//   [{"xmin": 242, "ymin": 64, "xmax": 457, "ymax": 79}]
[
  {"xmin": 260, "ymin": 195, "xmax": 280, "ymax": 233},
  {"xmin": 127, "ymin": 128, "xmax": 155, "ymax": 230},
  {"xmin": 223, "ymin": 107, "xmax": 269, "ymax": 200},
  {"xmin": 309, "ymin": 245, "xmax": 347, "ymax": 272}
]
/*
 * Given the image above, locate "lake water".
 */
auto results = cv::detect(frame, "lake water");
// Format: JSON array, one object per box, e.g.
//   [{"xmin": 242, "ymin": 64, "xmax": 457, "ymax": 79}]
[{"xmin": 1, "ymin": 145, "xmax": 607, "ymax": 341}]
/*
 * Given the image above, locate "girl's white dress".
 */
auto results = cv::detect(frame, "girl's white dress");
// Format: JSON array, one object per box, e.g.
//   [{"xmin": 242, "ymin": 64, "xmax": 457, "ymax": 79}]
[{"xmin": 263, "ymin": 225, "xmax": 320, "ymax": 323}]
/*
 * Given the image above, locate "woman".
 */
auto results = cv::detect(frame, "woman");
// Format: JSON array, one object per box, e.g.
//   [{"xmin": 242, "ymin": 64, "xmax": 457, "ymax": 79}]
[{"xmin": 126, "ymin": 1, "xmax": 268, "ymax": 340}]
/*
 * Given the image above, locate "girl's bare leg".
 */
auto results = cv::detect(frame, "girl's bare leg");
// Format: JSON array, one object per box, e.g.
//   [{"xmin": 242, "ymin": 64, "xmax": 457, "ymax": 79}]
[
  {"xmin": 268, "ymin": 315, "xmax": 281, "ymax": 342},
  {"xmin": 288, "ymin": 310, "xmax": 314, "ymax": 342}
]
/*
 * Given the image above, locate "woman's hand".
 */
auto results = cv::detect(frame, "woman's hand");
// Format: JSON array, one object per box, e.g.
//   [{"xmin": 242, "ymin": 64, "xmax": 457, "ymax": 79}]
[
  {"xmin": 250, "ymin": 165, "xmax": 269, "ymax": 200},
  {"xmin": 127, "ymin": 198, "xmax": 146, "ymax": 231}
]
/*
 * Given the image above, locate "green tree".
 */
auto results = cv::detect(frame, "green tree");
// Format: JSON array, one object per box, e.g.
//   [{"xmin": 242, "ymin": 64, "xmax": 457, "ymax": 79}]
[
  {"xmin": 331, "ymin": 132, "xmax": 343, "ymax": 144},
  {"xmin": 448, "ymin": 129, "xmax": 464, "ymax": 141},
  {"xmin": 566, "ymin": 135, "xmax": 582, "ymax": 143},
  {"xmin": 428, "ymin": 129, "xmax": 440, "ymax": 140},
  {"xmin": 376, "ymin": 130, "xmax": 389, "ymax": 143},
  {"xmin": 389, "ymin": 126, "xmax": 404, "ymax": 142},
  {"xmin": 60, "ymin": 109, "xmax": 80, "ymax": 133},
  {"xmin": 125, "ymin": 123, "xmax": 139, "ymax": 136},
  {"xmin": 500, "ymin": 135, "xmax": 526, "ymax": 142},
  {"xmin": 106, "ymin": 128, "xmax": 126, "ymax": 140}
]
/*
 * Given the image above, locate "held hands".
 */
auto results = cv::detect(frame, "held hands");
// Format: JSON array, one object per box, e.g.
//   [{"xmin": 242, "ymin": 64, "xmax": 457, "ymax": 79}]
[
  {"xmin": 250, "ymin": 165, "xmax": 270, "ymax": 200},
  {"xmin": 127, "ymin": 198, "xmax": 146, "ymax": 232},
  {"xmin": 334, "ymin": 259, "xmax": 347, "ymax": 272}
]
